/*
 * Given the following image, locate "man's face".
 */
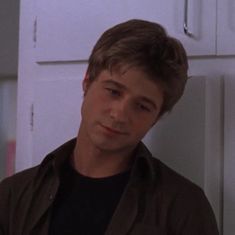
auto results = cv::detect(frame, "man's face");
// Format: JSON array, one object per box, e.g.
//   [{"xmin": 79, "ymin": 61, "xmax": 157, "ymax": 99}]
[{"xmin": 80, "ymin": 67, "xmax": 164, "ymax": 154}]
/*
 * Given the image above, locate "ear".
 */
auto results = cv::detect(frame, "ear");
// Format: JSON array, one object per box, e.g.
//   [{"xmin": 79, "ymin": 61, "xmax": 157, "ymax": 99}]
[{"xmin": 82, "ymin": 73, "xmax": 91, "ymax": 94}]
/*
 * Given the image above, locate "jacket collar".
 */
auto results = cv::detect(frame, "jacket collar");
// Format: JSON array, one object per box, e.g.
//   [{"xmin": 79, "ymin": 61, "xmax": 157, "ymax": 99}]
[
  {"xmin": 104, "ymin": 142, "xmax": 157, "ymax": 235},
  {"xmin": 31, "ymin": 138, "xmax": 157, "ymax": 235},
  {"xmin": 27, "ymin": 139, "xmax": 77, "ymax": 233},
  {"xmin": 39, "ymin": 138, "xmax": 157, "ymax": 182},
  {"xmin": 37, "ymin": 138, "xmax": 77, "ymax": 177}
]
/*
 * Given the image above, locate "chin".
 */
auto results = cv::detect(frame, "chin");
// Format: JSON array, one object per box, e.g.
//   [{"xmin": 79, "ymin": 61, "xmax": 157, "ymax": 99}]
[
  {"xmin": 88, "ymin": 130, "xmax": 137, "ymax": 153},
  {"xmin": 97, "ymin": 141, "xmax": 138, "ymax": 155},
  {"xmin": 95, "ymin": 142, "xmax": 124, "ymax": 152}
]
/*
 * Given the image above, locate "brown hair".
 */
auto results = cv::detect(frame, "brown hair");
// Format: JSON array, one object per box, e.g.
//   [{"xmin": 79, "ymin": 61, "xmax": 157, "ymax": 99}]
[{"xmin": 87, "ymin": 19, "xmax": 188, "ymax": 116}]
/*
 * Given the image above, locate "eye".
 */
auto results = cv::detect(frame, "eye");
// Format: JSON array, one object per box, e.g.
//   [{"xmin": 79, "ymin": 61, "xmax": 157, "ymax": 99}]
[
  {"xmin": 106, "ymin": 88, "xmax": 121, "ymax": 97},
  {"xmin": 137, "ymin": 103, "xmax": 151, "ymax": 112}
]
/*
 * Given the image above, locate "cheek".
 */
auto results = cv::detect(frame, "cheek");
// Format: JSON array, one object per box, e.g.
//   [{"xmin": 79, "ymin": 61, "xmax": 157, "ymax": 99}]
[
  {"xmin": 132, "ymin": 117, "xmax": 154, "ymax": 135},
  {"xmin": 81, "ymin": 93, "xmax": 106, "ymax": 119},
  {"xmin": 81, "ymin": 94, "xmax": 94, "ymax": 116}
]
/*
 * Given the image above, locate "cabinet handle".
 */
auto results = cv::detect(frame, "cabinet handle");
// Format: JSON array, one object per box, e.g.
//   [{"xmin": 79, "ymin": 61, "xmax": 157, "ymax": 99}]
[{"xmin": 184, "ymin": 0, "xmax": 193, "ymax": 37}]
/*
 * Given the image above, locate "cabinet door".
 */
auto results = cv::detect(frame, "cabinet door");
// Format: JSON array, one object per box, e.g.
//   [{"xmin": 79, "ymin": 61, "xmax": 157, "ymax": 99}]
[
  {"xmin": 217, "ymin": 0, "xmax": 235, "ymax": 55},
  {"xmin": 35, "ymin": 0, "xmax": 216, "ymax": 62},
  {"xmin": 32, "ymin": 75, "xmax": 84, "ymax": 165}
]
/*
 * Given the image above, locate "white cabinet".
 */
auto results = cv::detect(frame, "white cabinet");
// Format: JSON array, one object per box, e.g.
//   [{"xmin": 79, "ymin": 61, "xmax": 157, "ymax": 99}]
[
  {"xmin": 217, "ymin": 0, "xmax": 235, "ymax": 55},
  {"xmin": 35, "ymin": 0, "xmax": 217, "ymax": 62},
  {"xmin": 18, "ymin": 0, "xmax": 235, "ymax": 233}
]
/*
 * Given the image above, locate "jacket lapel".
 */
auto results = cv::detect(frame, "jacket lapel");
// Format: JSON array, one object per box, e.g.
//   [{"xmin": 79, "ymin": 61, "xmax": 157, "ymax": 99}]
[
  {"xmin": 105, "ymin": 185, "xmax": 139, "ymax": 235},
  {"xmin": 23, "ymin": 169, "xmax": 59, "ymax": 234},
  {"xmin": 105, "ymin": 144, "xmax": 153, "ymax": 235}
]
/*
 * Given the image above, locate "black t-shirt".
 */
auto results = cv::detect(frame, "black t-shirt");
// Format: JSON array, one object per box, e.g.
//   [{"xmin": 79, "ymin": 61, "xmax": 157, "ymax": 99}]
[{"xmin": 49, "ymin": 161, "xmax": 130, "ymax": 235}]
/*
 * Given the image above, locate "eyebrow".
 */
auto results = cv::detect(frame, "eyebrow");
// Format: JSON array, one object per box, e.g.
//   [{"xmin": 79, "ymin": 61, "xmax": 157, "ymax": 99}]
[
  {"xmin": 102, "ymin": 80, "xmax": 127, "ymax": 90},
  {"xmin": 102, "ymin": 79, "xmax": 158, "ymax": 110}
]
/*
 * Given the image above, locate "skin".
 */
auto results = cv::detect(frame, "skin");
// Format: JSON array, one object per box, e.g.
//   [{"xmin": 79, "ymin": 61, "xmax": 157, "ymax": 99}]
[{"xmin": 72, "ymin": 67, "xmax": 164, "ymax": 178}]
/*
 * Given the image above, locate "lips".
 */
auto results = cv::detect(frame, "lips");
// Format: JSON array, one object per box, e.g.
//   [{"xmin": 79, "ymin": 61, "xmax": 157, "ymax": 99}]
[{"xmin": 100, "ymin": 124, "xmax": 127, "ymax": 135}]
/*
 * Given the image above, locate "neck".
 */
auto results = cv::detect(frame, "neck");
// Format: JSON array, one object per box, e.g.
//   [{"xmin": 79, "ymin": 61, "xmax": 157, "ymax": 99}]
[{"xmin": 72, "ymin": 129, "xmax": 135, "ymax": 178}]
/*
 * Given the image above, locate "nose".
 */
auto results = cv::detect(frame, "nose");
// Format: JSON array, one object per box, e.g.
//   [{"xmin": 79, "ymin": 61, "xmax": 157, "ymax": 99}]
[{"xmin": 109, "ymin": 100, "xmax": 129, "ymax": 123}]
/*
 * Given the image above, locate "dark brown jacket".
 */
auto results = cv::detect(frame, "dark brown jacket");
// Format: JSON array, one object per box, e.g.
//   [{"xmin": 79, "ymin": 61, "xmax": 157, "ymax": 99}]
[{"xmin": 0, "ymin": 139, "xmax": 219, "ymax": 235}]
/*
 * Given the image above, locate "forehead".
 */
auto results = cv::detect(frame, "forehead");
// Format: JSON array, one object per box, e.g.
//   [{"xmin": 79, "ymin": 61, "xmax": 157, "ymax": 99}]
[
  {"xmin": 97, "ymin": 68, "xmax": 163, "ymax": 94},
  {"xmin": 95, "ymin": 68, "xmax": 164, "ymax": 107}
]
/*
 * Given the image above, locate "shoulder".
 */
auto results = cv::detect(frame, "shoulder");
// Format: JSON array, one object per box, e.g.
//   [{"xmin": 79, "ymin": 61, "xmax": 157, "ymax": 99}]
[
  {"xmin": 0, "ymin": 138, "xmax": 76, "ymax": 188},
  {"xmin": 0, "ymin": 166, "xmax": 40, "ymax": 231},
  {"xmin": 136, "ymin": 142, "xmax": 202, "ymax": 195},
  {"xmin": 0, "ymin": 166, "xmax": 39, "ymax": 197},
  {"xmin": 147, "ymin": 156, "xmax": 213, "ymax": 215},
  {"xmin": 0, "ymin": 138, "xmax": 76, "ymax": 195},
  {"xmin": 148, "ymin": 157, "xmax": 219, "ymax": 234},
  {"xmin": 149, "ymin": 156, "xmax": 202, "ymax": 194}
]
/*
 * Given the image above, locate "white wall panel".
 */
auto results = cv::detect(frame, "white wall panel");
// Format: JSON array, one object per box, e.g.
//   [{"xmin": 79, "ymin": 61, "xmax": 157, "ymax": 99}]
[
  {"xmin": 223, "ymin": 76, "xmax": 235, "ymax": 235},
  {"xmin": 143, "ymin": 76, "xmax": 223, "ymax": 228}
]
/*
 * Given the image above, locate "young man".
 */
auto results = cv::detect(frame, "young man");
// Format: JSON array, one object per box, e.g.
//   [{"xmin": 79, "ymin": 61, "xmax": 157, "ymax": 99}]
[{"xmin": 0, "ymin": 19, "xmax": 219, "ymax": 235}]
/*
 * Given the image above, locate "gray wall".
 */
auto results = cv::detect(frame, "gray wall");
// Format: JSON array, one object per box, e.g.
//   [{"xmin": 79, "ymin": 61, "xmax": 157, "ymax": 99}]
[
  {"xmin": 0, "ymin": 0, "xmax": 19, "ymax": 179},
  {"xmin": 0, "ymin": 0, "xmax": 20, "ymax": 76}
]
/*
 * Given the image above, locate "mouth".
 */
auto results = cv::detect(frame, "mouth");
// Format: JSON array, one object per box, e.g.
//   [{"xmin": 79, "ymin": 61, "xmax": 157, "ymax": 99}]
[{"xmin": 100, "ymin": 124, "xmax": 127, "ymax": 135}]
